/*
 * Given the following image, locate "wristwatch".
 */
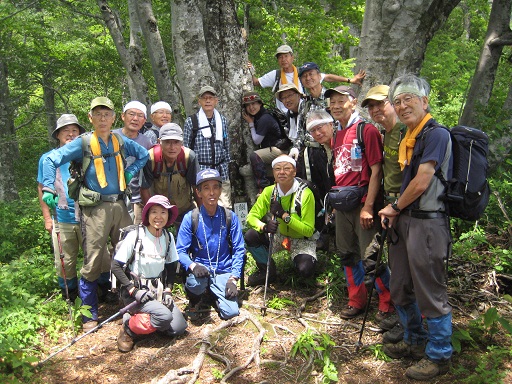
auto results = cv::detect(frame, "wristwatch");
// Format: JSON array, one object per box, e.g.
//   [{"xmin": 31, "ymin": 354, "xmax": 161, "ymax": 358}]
[
  {"xmin": 283, "ymin": 213, "xmax": 291, "ymax": 223},
  {"xmin": 391, "ymin": 199, "xmax": 401, "ymax": 213}
]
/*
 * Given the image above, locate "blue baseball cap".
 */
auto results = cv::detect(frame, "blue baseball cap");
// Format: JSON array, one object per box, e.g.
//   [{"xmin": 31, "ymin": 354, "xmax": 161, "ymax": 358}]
[
  {"xmin": 196, "ymin": 169, "xmax": 222, "ymax": 185},
  {"xmin": 298, "ymin": 62, "xmax": 320, "ymax": 77}
]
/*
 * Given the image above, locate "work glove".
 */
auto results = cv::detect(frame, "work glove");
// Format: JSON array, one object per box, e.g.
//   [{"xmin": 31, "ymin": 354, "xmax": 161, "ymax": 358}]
[
  {"xmin": 162, "ymin": 291, "xmax": 174, "ymax": 308},
  {"xmin": 42, "ymin": 191, "xmax": 59, "ymax": 210},
  {"xmin": 191, "ymin": 263, "xmax": 210, "ymax": 278},
  {"xmin": 288, "ymin": 147, "xmax": 299, "ymax": 160},
  {"xmin": 264, "ymin": 219, "xmax": 279, "ymax": 234},
  {"xmin": 132, "ymin": 288, "xmax": 155, "ymax": 304},
  {"xmin": 225, "ymin": 278, "xmax": 238, "ymax": 299},
  {"xmin": 124, "ymin": 171, "xmax": 134, "ymax": 184},
  {"xmin": 270, "ymin": 201, "xmax": 286, "ymax": 219}
]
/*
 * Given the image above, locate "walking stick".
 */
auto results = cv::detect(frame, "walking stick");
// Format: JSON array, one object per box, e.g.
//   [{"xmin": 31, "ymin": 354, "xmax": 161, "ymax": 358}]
[
  {"xmin": 261, "ymin": 228, "xmax": 274, "ymax": 317},
  {"xmin": 53, "ymin": 210, "xmax": 74, "ymax": 328},
  {"xmin": 38, "ymin": 301, "xmax": 138, "ymax": 366},
  {"xmin": 356, "ymin": 218, "xmax": 389, "ymax": 352}
]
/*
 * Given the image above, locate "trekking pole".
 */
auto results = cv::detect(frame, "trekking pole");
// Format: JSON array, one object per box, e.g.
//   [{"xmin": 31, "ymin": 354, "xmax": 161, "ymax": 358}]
[
  {"xmin": 261, "ymin": 229, "xmax": 274, "ymax": 317},
  {"xmin": 38, "ymin": 301, "xmax": 138, "ymax": 367},
  {"xmin": 356, "ymin": 218, "xmax": 389, "ymax": 352},
  {"xmin": 53, "ymin": 210, "xmax": 74, "ymax": 328}
]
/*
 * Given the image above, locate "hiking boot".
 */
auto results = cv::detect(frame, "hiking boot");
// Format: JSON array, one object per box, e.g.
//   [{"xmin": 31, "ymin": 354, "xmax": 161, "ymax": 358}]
[
  {"xmin": 406, "ymin": 358, "xmax": 451, "ymax": 380},
  {"xmin": 61, "ymin": 288, "xmax": 79, "ymax": 303},
  {"xmin": 82, "ymin": 320, "xmax": 98, "ymax": 332},
  {"xmin": 375, "ymin": 310, "xmax": 395, "ymax": 324},
  {"xmin": 383, "ymin": 340, "xmax": 425, "ymax": 360},
  {"xmin": 247, "ymin": 261, "xmax": 276, "ymax": 287},
  {"xmin": 117, "ymin": 324, "xmax": 134, "ymax": 352},
  {"xmin": 339, "ymin": 305, "xmax": 364, "ymax": 319},
  {"xmin": 379, "ymin": 312, "xmax": 400, "ymax": 331},
  {"xmin": 382, "ymin": 323, "xmax": 405, "ymax": 344}
]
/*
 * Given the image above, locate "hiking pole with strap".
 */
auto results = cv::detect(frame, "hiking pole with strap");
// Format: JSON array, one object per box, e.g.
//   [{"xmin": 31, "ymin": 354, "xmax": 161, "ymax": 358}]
[
  {"xmin": 356, "ymin": 218, "xmax": 389, "ymax": 352},
  {"xmin": 261, "ymin": 228, "xmax": 274, "ymax": 317},
  {"xmin": 38, "ymin": 300, "xmax": 138, "ymax": 367},
  {"xmin": 53, "ymin": 210, "xmax": 74, "ymax": 329}
]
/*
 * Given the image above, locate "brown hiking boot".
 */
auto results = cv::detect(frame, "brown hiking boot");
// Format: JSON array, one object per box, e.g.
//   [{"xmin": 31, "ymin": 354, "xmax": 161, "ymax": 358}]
[
  {"xmin": 382, "ymin": 323, "xmax": 404, "ymax": 344},
  {"xmin": 379, "ymin": 312, "xmax": 400, "ymax": 330},
  {"xmin": 339, "ymin": 305, "xmax": 364, "ymax": 319},
  {"xmin": 375, "ymin": 310, "xmax": 395, "ymax": 324},
  {"xmin": 383, "ymin": 340, "xmax": 425, "ymax": 360},
  {"xmin": 117, "ymin": 325, "xmax": 134, "ymax": 352},
  {"xmin": 406, "ymin": 358, "xmax": 451, "ymax": 380},
  {"xmin": 82, "ymin": 320, "xmax": 98, "ymax": 332}
]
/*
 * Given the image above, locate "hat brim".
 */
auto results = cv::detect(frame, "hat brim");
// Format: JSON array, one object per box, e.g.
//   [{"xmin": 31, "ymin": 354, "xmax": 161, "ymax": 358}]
[
  {"xmin": 52, "ymin": 124, "xmax": 86, "ymax": 140},
  {"xmin": 197, "ymin": 176, "xmax": 222, "ymax": 186},
  {"xmin": 160, "ymin": 135, "xmax": 183, "ymax": 142},
  {"xmin": 361, "ymin": 95, "xmax": 387, "ymax": 108},
  {"xmin": 142, "ymin": 202, "xmax": 179, "ymax": 227}
]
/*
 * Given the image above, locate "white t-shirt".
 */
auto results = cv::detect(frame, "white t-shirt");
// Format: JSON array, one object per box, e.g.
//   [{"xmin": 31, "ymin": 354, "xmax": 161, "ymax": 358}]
[
  {"xmin": 114, "ymin": 227, "xmax": 178, "ymax": 279},
  {"xmin": 258, "ymin": 69, "xmax": 325, "ymax": 112}
]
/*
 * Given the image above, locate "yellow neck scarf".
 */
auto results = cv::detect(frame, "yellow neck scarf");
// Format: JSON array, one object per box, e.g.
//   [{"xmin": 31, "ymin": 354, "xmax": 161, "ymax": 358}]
[
  {"xmin": 281, "ymin": 65, "xmax": 299, "ymax": 88},
  {"xmin": 90, "ymin": 132, "xmax": 126, "ymax": 190},
  {"xmin": 398, "ymin": 113, "xmax": 432, "ymax": 170}
]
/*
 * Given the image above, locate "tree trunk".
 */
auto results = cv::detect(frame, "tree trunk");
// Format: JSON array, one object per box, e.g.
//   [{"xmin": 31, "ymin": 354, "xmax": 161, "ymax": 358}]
[
  {"xmin": 136, "ymin": 0, "xmax": 182, "ymax": 123},
  {"xmin": 97, "ymin": 0, "xmax": 149, "ymax": 105},
  {"xmin": 42, "ymin": 70, "xmax": 56, "ymax": 143},
  {"xmin": 356, "ymin": 0, "xmax": 461, "ymax": 97},
  {"xmin": 171, "ymin": 0, "xmax": 254, "ymax": 200},
  {"xmin": 459, "ymin": 0, "xmax": 512, "ymax": 126},
  {"xmin": 0, "ymin": 59, "xmax": 19, "ymax": 202}
]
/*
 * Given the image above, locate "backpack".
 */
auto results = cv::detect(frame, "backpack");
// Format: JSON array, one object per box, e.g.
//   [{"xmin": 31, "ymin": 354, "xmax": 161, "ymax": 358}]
[
  {"xmin": 271, "ymin": 69, "xmax": 281, "ymax": 94},
  {"xmin": 420, "ymin": 124, "xmax": 490, "ymax": 221},
  {"xmin": 188, "ymin": 114, "xmax": 221, "ymax": 168},
  {"xmin": 150, "ymin": 144, "xmax": 189, "ymax": 179},
  {"xmin": 189, "ymin": 206, "xmax": 233, "ymax": 253},
  {"xmin": 67, "ymin": 132, "xmax": 126, "ymax": 200},
  {"xmin": 265, "ymin": 105, "xmax": 292, "ymax": 150}
]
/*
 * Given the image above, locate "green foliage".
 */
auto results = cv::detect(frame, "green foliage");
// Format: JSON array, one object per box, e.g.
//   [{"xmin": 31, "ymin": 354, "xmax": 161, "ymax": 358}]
[
  {"xmin": 211, "ymin": 367, "xmax": 224, "ymax": 380},
  {"xmin": 320, "ymin": 254, "xmax": 346, "ymax": 304},
  {"xmin": 266, "ymin": 295, "xmax": 296, "ymax": 310},
  {"xmin": 366, "ymin": 344, "xmax": 392, "ymax": 362},
  {"xmin": 291, "ymin": 329, "xmax": 338, "ymax": 383}
]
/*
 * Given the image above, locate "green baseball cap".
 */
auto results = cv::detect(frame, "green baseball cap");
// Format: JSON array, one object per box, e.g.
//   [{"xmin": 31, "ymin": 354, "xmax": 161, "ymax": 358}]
[{"xmin": 90, "ymin": 96, "xmax": 115, "ymax": 111}]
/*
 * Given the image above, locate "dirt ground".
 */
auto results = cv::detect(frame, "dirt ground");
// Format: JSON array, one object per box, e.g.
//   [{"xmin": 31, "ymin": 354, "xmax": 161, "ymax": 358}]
[{"xmin": 34, "ymin": 259, "xmax": 512, "ymax": 384}]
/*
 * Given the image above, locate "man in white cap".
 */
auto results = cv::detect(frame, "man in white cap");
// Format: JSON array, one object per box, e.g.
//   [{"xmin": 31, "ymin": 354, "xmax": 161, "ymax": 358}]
[
  {"xmin": 37, "ymin": 114, "xmax": 85, "ymax": 302},
  {"xmin": 142, "ymin": 123, "xmax": 200, "ymax": 229},
  {"xmin": 41, "ymin": 96, "xmax": 149, "ymax": 331},
  {"xmin": 249, "ymin": 44, "xmax": 365, "ymax": 112},
  {"xmin": 143, "ymin": 101, "xmax": 173, "ymax": 145},
  {"xmin": 245, "ymin": 154, "xmax": 317, "ymax": 286},
  {"xmin": 183, "ymin": 85, "xmax": 232, "ymax": 208},
  {"xmin": 113, "ymin": 101, "xmax": 153, "ymax": 224}
]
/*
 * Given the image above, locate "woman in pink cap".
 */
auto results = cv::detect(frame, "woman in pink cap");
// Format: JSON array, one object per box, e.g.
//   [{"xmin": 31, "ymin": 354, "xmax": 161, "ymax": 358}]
[{"xmin": 111, "ymin": 195, "xmax": 187, "ymax": 352}]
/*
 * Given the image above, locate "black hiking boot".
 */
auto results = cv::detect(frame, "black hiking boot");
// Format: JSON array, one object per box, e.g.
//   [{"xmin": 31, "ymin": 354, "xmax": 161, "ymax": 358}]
[{"xmin": 247, "ymin": 260, "xmax": 276, "ymax": 287}]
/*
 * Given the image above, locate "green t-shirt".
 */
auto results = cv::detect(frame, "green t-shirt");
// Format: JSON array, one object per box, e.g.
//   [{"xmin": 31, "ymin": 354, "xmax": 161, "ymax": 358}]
[{"xmin": 383, "ymin": 122, "xmax": 407, "ymax": 194}]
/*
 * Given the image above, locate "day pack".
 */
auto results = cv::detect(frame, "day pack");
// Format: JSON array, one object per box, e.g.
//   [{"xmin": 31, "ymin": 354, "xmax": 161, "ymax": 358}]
[
  {"xmin": 150, "ymin": 144, "xmax": 189, "ymax": 179},
  {"xmin": 421, "ymin": 124, "xmax": 490, "ymax": 221},
  {"xmin": 265, "ymin": 105, "xmax": 292, "ymax": 150},
  {"xmin": 67, "ymin": 132, "xmax": 126, "ymax": 201}
]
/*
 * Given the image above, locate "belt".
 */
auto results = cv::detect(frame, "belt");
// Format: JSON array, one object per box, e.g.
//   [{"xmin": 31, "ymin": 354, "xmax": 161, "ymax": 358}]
[
  {"xmin": 402, "ymin": 210, "xmax": 446, "ymax": 219},
  {"xmin": 385, "ymin": 192, "xmax": 401, "ymax": 198},
  {"xmin": 100, "ymin": 194, "xmax": 123, "ymax": 202}
]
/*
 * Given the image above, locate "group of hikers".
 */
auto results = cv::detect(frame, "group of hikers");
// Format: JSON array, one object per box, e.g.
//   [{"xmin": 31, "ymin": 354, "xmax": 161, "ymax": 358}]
[{"xmin": 38, "ymin": 44, "xmax": 453, "ymax": 381}]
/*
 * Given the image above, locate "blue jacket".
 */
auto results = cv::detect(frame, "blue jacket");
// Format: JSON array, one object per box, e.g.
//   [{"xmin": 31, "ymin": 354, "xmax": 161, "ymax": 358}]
[
  {"xmin": 42, "ymin": 133, "xmax": 149, "ymax": 195},
  {"xmin": 176, "ymin": 205, "xmax": 244, "ymax": 278}
]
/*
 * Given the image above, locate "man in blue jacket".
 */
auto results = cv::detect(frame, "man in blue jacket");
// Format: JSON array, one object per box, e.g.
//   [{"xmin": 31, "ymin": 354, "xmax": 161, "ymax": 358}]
[
  {"xmin": 41, "ymin": 96, "xmax": 149, "ymax": 331},
  {"xmin": 176, "ymin": 169, "xmax": 245, "ymax": 321}
]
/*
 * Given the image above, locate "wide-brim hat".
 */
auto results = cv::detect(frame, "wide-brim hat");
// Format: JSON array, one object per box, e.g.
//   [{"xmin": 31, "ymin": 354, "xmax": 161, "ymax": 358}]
[
  {"xmin": 241, "ymin": 91, "xmax": 263, "ymax": 106},
  {"xmin": 275, "ymin": 83, "xmax": 303, "ymax": 99},
  {"xmin": 52, "ymin": 114, "xmax": 85, "ymax": 140},
  {"xmin": 361, "ymin": 85, "xmax": 390, "ymax": 108},
  {"xmin": 142, "ymin": 195, "xmax": 179, "ymax": 227}
]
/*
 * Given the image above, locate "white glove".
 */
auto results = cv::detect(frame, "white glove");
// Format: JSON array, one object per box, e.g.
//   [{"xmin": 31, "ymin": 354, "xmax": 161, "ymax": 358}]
[{"xmin": 289, "ymin": 147, "xmax": 299, "ymax": 160}]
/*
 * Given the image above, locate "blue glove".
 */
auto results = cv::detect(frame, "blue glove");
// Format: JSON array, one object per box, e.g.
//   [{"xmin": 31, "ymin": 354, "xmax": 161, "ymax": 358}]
[
  {"xmin": 124, "ymin": 171, "xmax": 134, "ymax": 184},
  {"xmin": 42, "ymin": 191, "xmax": 59, "ymax": 210}
]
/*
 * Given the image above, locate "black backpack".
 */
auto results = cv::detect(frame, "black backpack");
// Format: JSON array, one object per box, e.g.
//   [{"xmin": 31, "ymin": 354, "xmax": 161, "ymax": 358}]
[
  {"xmin": 265, "ymin": 105, "xmax": 292, "ymax": 151},
  {"xmin": 421, "ymin": 124, "xmax": 490, "ymax": 221},
  {"xmin": 190, "ymin": 206, "xmax": 232, "ymax": 253}
]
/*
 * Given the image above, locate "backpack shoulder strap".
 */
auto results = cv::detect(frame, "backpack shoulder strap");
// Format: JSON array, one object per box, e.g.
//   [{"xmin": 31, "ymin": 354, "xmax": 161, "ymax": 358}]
[
  {"xmin": 356, "ymin": 121, "xmax": 366, "ymax": 153},
  {"xmin": 176, "ymin": 147, "xmax": 188, "ymax": 177},
  {"xmin": 191, "ymin": 207, "xmax": 200, "ymax": 235},
  {"xmin": 152, "ymin": 144, "xmax": 163, "ymax": 178},
  {"xmin": 189, "ymin": 114, "xmax": 200, "ymax": 151},
  {"xmin": 80, "ymin": 132, "xmax": 93, "ymax": 174},
  {"xmin": 292, "ymin": 178, "xmax": 308, "ymax": 216},
  {"xmin": 124, "ymin": 224, "xmax": 144, "ymax": 269},
  {"xmin": 272, "ymin": 69, "xmax": 281, "ymax": 94}
]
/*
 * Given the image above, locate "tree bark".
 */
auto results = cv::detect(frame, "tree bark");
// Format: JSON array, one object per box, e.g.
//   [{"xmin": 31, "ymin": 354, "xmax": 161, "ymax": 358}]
[
  {"xmin": 97, "ymin": 0, "xmax": 149, "ymax": 105},
  {"xmin": 136, "ymin": 0, "xmax": 182, "ymax": 123},
  {"xmin": 0, "ymin": 58, "xmax": 19, "ymax": 202},
  {"xmin": 171, "ymin": 0, "xmax": 254, "ymax": 200},
  {"xmin": 356, "ymin": 0, "xmax": 461, "ymax": 97},
  {"xmin": 459, "ymin": 0, "xmax": 512, "ymax": 126},
  {"xmin": 42, "ymin": 70, "xmax": 56, "ymax": 143}
]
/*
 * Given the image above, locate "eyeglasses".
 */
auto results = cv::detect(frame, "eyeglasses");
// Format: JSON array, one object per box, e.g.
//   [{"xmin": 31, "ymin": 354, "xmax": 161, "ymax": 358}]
[
  {"xmin": 200, "ymin": 96, "xmax": 217, "ymax": 101},
  {"xmin": 273, "ymin": 166, "xmax": 294, "ymax": 173},
  {"xmin": 125, "ymin": 111, "xmax": 146, "ymax": 119},
  {"xmin": 366, "ymin": 99, "xmax": 388, "ymax": 111},
  {"xmin": 392, "ymin": 94, "xmax": 418, "ymax": 108},
  {"xmin": 91, "ymin": 112, "xmax": 114, "ymax": 119},
  {"xmin": 242, "ymin": 95, "xmax": 259, "ymax": 103},
  {"xmin": 153, "ymin": 110, "xmax": 171, "ymax": 116},
  {"xmin": 280, "ymin": 93, "xmax": 299, "ymax": 101}
]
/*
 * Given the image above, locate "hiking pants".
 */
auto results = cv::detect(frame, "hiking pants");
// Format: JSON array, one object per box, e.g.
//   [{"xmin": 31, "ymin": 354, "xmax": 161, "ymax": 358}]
[
  {"xmin": 249, "ymin": 147, "xmax": 283, "ymax": 190},
  {"xmin": 52, "ymin": 222, "xmax": 80, "ymax": 289},
  {"xmin": 128, "ymin": 299, "xmax": 188, "ymax": 336}
]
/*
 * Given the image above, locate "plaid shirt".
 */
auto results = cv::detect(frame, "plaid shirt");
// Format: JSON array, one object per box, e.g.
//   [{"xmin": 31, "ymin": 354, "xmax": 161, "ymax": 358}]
[
  {"xmin": 183, "ymin": 110, "xmax": 231, "ymax": 181},
  {"xmin": 295, "ymin": 87, "xmax": 327, "ymax": 150}
]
